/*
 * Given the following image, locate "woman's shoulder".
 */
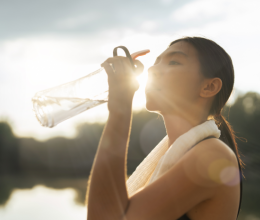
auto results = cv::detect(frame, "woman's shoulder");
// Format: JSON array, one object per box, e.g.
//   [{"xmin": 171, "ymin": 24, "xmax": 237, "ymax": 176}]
[
  {"xmin": 197, "ymin": 137, "xmax": 238, "ymax": 164},
  {"xmin": 183, "ymin": 138, "xmax": 241, "ymax": 219},
  {"xmin": 181, "ymin": 137, "xmax": 240, "ymax": 188}
]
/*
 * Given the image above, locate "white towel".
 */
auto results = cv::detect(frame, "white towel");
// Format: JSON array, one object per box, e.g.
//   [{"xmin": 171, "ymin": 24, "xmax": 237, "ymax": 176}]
[{"xmin": 126, "ymin": 119, "xmax": 220, "ymax": 197}]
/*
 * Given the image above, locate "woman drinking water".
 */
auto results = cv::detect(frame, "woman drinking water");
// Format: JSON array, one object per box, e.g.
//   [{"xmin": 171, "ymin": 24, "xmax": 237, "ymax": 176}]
[{"xmin": 86, "ymin": 37, "xmax": 243, "ymax": 220}]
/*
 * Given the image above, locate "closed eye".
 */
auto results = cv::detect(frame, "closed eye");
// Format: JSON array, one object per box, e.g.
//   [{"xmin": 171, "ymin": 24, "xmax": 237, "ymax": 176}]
[{"xmin": 169, "ymin": 61, "xmax": 180, "ymax": 65}]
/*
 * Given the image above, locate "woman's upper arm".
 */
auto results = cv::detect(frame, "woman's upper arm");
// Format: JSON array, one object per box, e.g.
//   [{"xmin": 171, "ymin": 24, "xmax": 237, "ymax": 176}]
[{"xmin": 123, "ymin": 139, "xmax": 239, "ymax": 220}]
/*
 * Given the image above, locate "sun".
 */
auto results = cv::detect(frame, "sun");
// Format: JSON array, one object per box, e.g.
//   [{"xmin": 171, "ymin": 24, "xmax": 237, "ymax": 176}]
[{"xmin": 133, "ymin": 68, "xmax": 149, "ymax": 109}]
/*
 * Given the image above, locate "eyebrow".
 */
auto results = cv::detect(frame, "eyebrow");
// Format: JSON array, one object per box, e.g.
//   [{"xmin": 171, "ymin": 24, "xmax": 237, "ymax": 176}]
[{"xmin": 156, "ymin": 51, "xmax": 188, "ymax": 61}]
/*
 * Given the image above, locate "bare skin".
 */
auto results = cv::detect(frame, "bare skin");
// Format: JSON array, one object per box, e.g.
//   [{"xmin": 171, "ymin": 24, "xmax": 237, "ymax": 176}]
[{"xmin": 86, "ymin": 41, "xmax": 240, "ymax": 220}]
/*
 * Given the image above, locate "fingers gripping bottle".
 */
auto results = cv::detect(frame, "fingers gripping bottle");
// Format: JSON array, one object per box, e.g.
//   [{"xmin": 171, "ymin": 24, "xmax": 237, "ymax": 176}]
[{"xmin": 32, "ymin": 46, "xmax": 150, "ymax": 128}]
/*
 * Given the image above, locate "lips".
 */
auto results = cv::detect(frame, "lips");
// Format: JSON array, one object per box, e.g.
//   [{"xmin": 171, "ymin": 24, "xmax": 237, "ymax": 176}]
[{"xmin": 145, "ymin": 78, "xmax": 162, "ymax": 91}]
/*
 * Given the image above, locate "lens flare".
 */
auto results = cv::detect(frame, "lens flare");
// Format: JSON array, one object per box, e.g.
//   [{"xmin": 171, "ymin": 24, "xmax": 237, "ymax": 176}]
[{"xmin": 208, "ymin": 158, "xmax": 240, "ymax": 185}]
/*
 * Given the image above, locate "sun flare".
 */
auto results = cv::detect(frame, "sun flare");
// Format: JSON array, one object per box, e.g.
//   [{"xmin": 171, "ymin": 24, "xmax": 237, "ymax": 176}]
[{"xmin": 134, "ymin": 69, "xmax": 149, "ymax": 108}]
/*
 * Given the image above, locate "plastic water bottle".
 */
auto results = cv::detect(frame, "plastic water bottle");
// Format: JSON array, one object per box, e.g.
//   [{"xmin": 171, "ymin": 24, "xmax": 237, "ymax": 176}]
[{"xmin": 32, "ymin": 47, "xmax": 150, "ymax": 128}]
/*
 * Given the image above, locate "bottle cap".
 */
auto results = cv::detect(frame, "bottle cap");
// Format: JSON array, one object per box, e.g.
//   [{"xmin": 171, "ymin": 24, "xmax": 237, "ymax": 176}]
[{"xmin": 131, "ymin": 49, "xmax": 150, "ymax": 60}]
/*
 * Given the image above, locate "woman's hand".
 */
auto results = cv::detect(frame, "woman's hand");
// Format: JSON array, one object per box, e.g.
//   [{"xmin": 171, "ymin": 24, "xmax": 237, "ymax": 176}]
[{"xmin": 101, "ymin": 56, "xmax": 144, "ymax": 114}]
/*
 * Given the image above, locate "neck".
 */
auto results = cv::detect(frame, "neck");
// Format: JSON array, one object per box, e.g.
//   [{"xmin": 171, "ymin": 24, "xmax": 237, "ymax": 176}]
[{"xmin": 162, "ymin": 113, "xmax": 208, "ymax": 148}]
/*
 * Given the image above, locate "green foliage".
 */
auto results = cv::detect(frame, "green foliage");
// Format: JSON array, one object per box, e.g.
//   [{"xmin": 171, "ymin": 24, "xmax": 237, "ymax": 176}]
[
  {"xmin": 223, "ymin": 92, "xmax": 260, "ymax": 141},
  {"xmin": 0, "ymin": 122, "xmax": 19, "ymax": 175}
]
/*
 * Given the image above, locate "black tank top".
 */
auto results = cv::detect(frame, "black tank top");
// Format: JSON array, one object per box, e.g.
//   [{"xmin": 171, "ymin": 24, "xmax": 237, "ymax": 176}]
[{"xmin": 177, "ymin": 136, "xmax": 243, "ymax": 220}]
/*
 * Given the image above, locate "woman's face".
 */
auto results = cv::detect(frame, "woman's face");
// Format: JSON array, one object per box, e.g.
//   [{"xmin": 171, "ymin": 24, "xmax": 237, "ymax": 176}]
[{"xmin": 145, "ymin": 41, "xmax": 205, "ymax": 115}]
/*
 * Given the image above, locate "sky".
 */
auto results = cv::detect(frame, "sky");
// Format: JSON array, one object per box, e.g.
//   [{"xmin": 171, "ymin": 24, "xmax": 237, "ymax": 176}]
[{"xmin": 0, "ymin": 0, "xmax": 260, "ymax": 140}]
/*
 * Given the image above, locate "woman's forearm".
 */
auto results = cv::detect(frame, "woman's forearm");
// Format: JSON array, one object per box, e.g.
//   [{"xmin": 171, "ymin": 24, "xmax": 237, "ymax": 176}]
[
  {"xmin": 86, "ymin": 107, "xmax": 132, "ymax": 220},
  {"xmin": 86, "ymin": 53, "xmax": 143, "ymax": 219}
]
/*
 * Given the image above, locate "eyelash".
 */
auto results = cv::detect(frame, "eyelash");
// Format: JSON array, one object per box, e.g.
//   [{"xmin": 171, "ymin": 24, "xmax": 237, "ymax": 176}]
[
  {"xmin": 169, "ymin": 61, "xmax": 179, "ymax": 65},
  {"xmin": 153, "ymin": 60, "xmax": 180, "ymax": 65}
]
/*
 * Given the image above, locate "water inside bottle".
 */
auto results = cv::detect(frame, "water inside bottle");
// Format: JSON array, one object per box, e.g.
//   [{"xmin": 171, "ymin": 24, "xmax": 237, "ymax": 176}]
[{"xmin": 32, "ymin": 96, "xmax": 107, "ymax": 127}]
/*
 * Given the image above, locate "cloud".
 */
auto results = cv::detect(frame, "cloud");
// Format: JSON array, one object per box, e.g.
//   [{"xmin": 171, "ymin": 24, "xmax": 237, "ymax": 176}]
[
  {"xmin": 140, "ymin": 21, "xmax": 159, "ymax": 32},
  {"xmin": 161, "ymin": 0, "xmax": 176, "ymax": 5},
  {"xmin": 1, "ymin": 0, "xmax": 260, "ymax": 140},
  {"xmin": 0, "ymin": 0, "xmax": 190, "ymax": 40},
  {"xmin": 55, "ymin": 13, "xmax": 101, "ymax": 29},
  {"xmin": 170, "ymin": 0, "xmax": 260, "ymax": 32},
  {"xmin": 171, "ymin": 0, "xmax": 228, "ymax": 23}
]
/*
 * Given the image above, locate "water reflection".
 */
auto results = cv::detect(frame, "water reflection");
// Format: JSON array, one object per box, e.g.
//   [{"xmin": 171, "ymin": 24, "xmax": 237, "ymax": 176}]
[
  {"xmin": 0, "ymin": 185, "xmax": 259, "ymax": 220},
  {"xmin": 0, "ymin": 185, "xmax": 86, "ymax": 220}
]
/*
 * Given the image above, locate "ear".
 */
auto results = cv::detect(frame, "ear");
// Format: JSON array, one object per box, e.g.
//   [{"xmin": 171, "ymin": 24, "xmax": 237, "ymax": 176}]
[{"xmin": 200, "ymin": 78, "xmax": 222, "ymax": 98}]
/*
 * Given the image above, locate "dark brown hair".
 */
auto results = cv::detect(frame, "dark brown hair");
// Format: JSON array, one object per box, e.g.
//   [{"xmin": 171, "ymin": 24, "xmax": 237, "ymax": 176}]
[{"xmin": 169, "ymin": 37, "xmax": 243, "ymax": 170}]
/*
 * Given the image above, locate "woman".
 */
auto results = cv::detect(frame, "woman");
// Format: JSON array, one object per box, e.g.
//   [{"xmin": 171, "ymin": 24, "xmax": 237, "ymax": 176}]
[{"xmin": 86, "ymin": 37, "xmax": 243, "ymax": 220}]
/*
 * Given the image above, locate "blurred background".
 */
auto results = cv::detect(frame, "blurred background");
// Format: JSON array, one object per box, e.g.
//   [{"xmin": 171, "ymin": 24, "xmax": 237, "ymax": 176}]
[{"xmin": 0, "ymin": 0, "xmax": 260, "ymax": 219}]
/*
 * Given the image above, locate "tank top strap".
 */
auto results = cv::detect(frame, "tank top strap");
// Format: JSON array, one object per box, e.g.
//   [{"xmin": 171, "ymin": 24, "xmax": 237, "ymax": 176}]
[
  {"xmin": 236, "ymin": 155, "xmax": 243, "ymax": 219},
  {"xmin": 190, "ymin": 135, "xmax": 216, "ymax": 149}
]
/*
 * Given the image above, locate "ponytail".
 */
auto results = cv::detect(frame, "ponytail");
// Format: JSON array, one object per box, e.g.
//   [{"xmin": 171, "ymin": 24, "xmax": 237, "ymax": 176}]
[
  {"xmin": 214, "ymin": 113, "xmax": 244, "ymax": 170},
  {"xmin": 214, "ymin": 113, "xmax": 244, "ymax": 219}
]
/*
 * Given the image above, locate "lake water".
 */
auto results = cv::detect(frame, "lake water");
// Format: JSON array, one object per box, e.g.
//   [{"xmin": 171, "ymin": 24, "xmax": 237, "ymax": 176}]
[
  {"xmin": 0, "ymin": 185, "xmax": 87, "ymax": 220},
  {"xmin": 0, "ymin": 185, "xmax": 259, "ymax": 220}
]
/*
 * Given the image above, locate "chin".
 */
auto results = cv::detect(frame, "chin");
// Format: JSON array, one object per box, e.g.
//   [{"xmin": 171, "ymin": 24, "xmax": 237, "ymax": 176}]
[
  {"xmin": 145, "ymin": 96, "xmax": 162, "ymax": 113},
  {"xmin": 145, "ymin": 91, "xmax": 177, "ymax": 115},
  {"xmin": 145, "ymin": 88, "xmax": 170, "ymax": 113},
  {"xmin": 145, "ymin": 102, "xmax": 155, "ymax": 112}
]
